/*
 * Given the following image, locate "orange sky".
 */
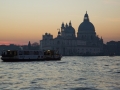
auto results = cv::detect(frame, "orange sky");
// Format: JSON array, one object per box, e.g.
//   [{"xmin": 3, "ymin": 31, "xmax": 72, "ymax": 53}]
[{"xmin": 0, "ymin": 0, "xmax": 120, "ymax": 45}]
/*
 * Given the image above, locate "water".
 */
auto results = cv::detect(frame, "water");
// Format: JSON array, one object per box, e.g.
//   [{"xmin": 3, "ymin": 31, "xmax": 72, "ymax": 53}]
[{"xmin": 0, "ymin": 56, "xmax": 120, "ymax": 90}]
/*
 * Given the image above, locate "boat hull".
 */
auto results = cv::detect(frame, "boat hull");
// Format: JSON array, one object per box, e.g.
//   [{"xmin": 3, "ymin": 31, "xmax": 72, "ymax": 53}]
[{"xmin": 1, "ymin": 57, "xmax": 61, "ymax": 62}]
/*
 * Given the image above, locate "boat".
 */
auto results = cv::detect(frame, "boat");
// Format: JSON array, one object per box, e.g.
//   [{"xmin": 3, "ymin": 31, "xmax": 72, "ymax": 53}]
[{"xmin": 1, "ymin": 50, "xmax": 62, "ymax": 62}]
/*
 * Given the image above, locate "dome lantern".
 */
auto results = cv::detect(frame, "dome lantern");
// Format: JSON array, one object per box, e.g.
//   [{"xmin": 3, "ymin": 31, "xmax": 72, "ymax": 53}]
[{"xmin": 84, "ymin": 11, "xmax": 89, "ymax": 22}]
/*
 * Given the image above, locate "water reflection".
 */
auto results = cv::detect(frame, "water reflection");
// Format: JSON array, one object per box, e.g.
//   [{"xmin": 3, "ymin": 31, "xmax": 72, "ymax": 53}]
[{"xmin": 0, "ymin": 56, "xmax": 120, "ymax": 90}]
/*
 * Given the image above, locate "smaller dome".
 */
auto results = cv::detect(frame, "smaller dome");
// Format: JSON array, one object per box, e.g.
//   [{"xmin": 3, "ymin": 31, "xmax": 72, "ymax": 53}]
[
  {"xmin": 64, "ymin": 22, "xmax": 75, "ymax": 34},
  {"xmin": 65, "ymin": 26, "xmax": 75, "ymax": 33}
]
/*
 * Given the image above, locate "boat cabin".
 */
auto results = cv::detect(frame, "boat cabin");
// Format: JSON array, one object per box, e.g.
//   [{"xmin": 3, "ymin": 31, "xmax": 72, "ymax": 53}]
[{"xmin": 1, "ymin": 50, "xmax": 17, "ymax": 57}]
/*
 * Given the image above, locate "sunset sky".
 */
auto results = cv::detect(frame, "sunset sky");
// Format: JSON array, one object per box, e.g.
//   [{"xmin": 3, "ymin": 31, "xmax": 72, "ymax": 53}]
[{"xmin": 0, "ymin": 0, "xmax": 120, "ymax": 45}]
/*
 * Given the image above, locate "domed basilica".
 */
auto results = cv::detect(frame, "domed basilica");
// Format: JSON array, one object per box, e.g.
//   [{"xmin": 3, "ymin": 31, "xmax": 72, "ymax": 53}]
[{"xmin": 40, "ymin": 12, "xmax": 103, "ymax": 55}]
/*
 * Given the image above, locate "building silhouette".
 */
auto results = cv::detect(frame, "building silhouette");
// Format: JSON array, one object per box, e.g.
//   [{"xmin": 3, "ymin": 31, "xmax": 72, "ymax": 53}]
[
  {"xmin": 28, "ymin": 41, "xmax": 31, "ymax": 50},
  {"xmin": 0, "ymin": 12, "xmax": 119, "ymax": 56},
  {"xmin": 40, "ymin": 12, "xmax": 104, "ymax": 56},
  {"xmin": 104, "ymin": 41, "xmax": 120, "ymax": 55}
]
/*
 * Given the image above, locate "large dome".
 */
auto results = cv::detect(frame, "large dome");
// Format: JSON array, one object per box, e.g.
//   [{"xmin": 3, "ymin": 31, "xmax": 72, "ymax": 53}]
[
  {"xmin": 78, "ymin": 11, "xmax": 95, "ymax": 33},
  {"xmin": 78, "ymin": 21, "xmax": 95, "ymax": 32}
]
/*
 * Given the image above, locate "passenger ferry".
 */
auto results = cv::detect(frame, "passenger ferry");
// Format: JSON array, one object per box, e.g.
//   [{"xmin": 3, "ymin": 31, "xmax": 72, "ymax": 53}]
[{"xmin": 1, "ymin": 50, "xmax": 62, "ymax": 62}]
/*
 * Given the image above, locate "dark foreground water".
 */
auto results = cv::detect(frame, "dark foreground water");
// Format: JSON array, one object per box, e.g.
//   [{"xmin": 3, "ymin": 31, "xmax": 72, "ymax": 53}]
[{"xmin": 0, "ymin": 56, "xmax": 120, "ymax": 90}]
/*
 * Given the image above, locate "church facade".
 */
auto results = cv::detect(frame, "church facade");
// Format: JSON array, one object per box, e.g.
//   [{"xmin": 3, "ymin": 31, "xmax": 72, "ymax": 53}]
[{"xmin": 40, "ymin": 12, "xmax": 103, "ymax": 55}]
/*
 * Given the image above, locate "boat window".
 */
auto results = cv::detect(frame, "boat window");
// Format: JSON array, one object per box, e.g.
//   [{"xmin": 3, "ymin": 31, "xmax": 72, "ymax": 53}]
[
  {"xmin": 24, "ymin": 51, "xmax": 29, "ymax": 55},
  {"xmin": 39, "ymin": 51, "xmax": 43, "ymax": 54},
  {"xmin": 2, "ymin": 51, "xmax": 6, "ymax": 55},
  {"xmin": 34, "ymin": 51, "xmax": 39, "ymax": 55},
  {"xmin": 7, "ymin": 51, "xmax": 10, "ymax": 55},
  {"xmin": 13, "ymin": 51, "xmax": 17, "ymax": 56},
  {"xmin": 29, "ymin": 51, "xmax": 33, "ymax": 55},
  {"xmin": 44, "ymin": 50, "xmax": 54, "ymax": 55},
  {"xmin": 19, "ymin": 51, "xmax": 23, "ymax": 55},
  {"xmin": 6, "ymin": 50, "xmax": 17, "ymax": 56}
]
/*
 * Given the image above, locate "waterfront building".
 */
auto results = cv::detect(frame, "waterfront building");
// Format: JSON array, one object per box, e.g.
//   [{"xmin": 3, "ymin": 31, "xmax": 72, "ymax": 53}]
[
  {"xmin": 105, "ymin": 41, "xmax": 120, "ymax": 55},
  {"xmin": 40, "ymin": 12, "xmax": 103, "ymax": 55}
]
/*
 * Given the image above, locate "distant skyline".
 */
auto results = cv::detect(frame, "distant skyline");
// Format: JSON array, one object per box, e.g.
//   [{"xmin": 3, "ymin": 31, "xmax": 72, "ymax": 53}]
[{"xmin": 0, "ymin": 0, "xmax": 120, "ymax": 45}]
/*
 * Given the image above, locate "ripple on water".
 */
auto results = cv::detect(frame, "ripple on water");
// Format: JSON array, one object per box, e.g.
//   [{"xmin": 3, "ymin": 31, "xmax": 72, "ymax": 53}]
[
  {"xmin": 104, "ymin": 65, "xmax": 109, "ymax": 66},
  {"xmin": 70, "ymin": 87, "xmax": 100, "ymax": 90},
  {"xmin": 0, "ymin": 56, "xmax": 120, "ymax": 90},
  {"xmin": 31, "ymin": 78, "xmax": 44, "ymax": 84},
  {"xmin": 20, "ymin": 87, "xmax": 45, "ymax": 90},
  {"xmin": 115, "ymin": 71, "xmax": 120, "ymax": 73},
  {"xmin": 57, "ymin": 61, "xmax": 66, "ymax": 64},
  {"xmin": 74, "ymin": 78, "xmax": 86, "ymax": 81},
  {"xmin": 116, "ymin": 63, "xmax": 120, "ymax": 66}
]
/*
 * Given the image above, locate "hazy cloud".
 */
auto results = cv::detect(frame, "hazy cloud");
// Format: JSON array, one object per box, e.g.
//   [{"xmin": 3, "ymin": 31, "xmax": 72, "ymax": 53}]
[
  {"xmin": 103, "ymin": 0, "xmax": 120, "ymax": 5},
  {"xmin": 106, "ymin": 18, "xmax": 120, "ymax": 22}
]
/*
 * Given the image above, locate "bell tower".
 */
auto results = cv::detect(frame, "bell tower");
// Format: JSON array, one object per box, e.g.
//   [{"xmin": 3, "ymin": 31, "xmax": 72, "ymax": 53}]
[{"xmin": 61, "ymin": 22, "xmax": 65, "ymax": 37}]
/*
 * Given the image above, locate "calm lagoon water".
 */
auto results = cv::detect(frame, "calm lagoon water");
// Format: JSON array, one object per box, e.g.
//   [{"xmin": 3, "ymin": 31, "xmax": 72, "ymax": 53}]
[{"xmin": 0, "ymin": 56, "xmax": 120, "ymax": 90}]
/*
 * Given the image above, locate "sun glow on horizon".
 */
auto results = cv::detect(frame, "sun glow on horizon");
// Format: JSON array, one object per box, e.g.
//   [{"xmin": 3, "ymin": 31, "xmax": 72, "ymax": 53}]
[{"xmin": 0, "ymin": 41, "xmax": 28, "ymax": 45}]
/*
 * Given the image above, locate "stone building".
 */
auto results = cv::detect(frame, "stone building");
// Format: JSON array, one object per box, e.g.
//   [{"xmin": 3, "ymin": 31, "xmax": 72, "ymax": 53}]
[{"xmin": 40, "ymin": 12, "xmax": 103, "ymax": 55}]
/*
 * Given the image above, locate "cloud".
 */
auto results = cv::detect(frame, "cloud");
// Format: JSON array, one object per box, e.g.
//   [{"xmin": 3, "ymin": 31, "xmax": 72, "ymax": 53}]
[
  {"xmin": 0, "ymin": 41, "xmax": 27, "ymax": 45},
  {"xmin": 103, "ymin": 0, "xmax": 120, "ymax": 5}
]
